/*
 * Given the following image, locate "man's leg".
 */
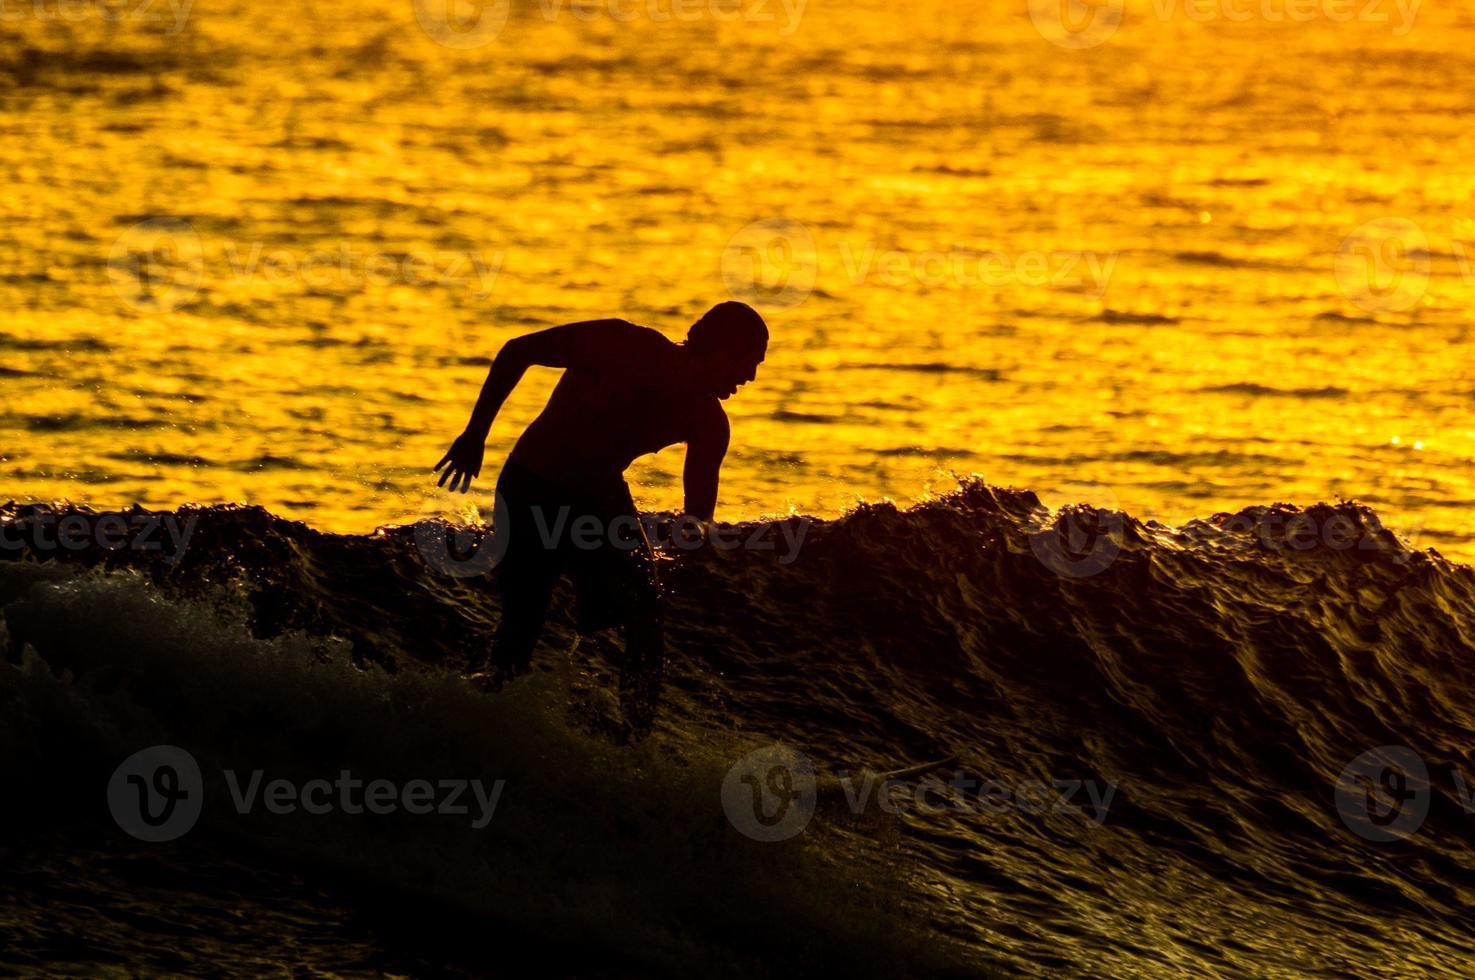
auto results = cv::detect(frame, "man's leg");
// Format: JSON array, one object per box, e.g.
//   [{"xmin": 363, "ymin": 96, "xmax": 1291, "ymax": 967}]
[
  {"xmin": 488, "ymin": 572, "xmax": 555, "ymax": 683},
  {"xmin": 616, "ymin": 581, "xmax": 664, "ymax": 737},
  {"xmin": 571, "ymin": 495, "xmax": 665, "ymax": 736},
  {"xmin": 474, "ymin": 466, "xmax": 563, "ymax": 689}
]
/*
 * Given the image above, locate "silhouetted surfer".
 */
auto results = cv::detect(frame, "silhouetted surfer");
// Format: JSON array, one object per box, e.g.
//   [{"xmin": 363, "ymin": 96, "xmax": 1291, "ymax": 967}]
[{"xmin": 435, "ymin": 302, "xmax": 769, "ymax": 735}]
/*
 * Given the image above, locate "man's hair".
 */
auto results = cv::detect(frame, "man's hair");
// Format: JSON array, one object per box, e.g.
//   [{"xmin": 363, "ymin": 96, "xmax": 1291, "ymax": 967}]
[{"xmin": 687, "ymin": 301, "xmax": 768, "ymax": 357}]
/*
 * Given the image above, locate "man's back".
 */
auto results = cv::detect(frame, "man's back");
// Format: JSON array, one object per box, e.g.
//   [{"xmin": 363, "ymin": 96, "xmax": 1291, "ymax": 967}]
[{"xmin": 510, "ymin": 320, "xmax": 720, "ymax": 484}]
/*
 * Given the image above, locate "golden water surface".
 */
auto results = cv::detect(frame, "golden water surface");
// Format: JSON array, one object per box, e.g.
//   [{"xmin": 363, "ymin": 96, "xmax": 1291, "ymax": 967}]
[{"xmin": 3, "ymin": 0, "xmax": 1473, "ymax": 557}]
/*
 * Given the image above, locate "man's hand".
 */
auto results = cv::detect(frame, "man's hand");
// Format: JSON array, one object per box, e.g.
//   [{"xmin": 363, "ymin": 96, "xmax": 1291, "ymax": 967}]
[{"xmin": 434, "ymin": 431, "xmax": 485, "ymax": 493}]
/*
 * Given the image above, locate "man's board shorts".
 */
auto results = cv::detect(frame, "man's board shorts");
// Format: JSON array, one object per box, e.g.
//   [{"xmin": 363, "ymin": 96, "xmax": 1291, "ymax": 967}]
[{"xmin": 493, "ymin": 457, "xmax": 661, "ymax": 634}]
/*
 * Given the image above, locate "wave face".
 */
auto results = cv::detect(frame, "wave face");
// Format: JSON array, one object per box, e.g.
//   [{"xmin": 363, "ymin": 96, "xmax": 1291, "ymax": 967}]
[{"xmin": 4, "ymin": 485, "xmax": 1475, "ymax": 975}]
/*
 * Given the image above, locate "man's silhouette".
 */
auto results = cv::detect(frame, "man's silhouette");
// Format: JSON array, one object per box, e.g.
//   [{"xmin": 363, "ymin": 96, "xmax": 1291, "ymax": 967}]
[{"xmin": 435, "ymin": 301, "xmax": 768, "ymax": 733}]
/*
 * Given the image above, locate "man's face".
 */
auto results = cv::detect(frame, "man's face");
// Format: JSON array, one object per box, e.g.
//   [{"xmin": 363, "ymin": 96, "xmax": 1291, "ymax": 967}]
[{"xmin": 700, "ymin": 346, "xmax": 765, "ymax": 400}]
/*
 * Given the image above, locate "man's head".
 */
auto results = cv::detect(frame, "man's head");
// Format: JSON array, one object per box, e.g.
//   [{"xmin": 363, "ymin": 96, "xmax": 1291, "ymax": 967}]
[{"xmin": 685, "ymin": 301, "xmax": 768, "ymax": 399}]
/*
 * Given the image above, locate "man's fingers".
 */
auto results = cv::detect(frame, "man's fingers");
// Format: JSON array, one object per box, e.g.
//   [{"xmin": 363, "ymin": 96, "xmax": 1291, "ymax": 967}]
[
  {"xmin": 435, "ymin": 463, "xmax": 479, "ymax": 492},
  {"xmin": 434, "ymin": 453, "xmax": 451, "ymax": 472}
]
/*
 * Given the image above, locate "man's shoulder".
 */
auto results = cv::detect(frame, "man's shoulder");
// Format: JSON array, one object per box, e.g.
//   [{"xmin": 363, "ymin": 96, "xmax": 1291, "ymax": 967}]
[
  {"xmin": 583, "ymin": 318, "xmax": 669, "ymax": 340},
  {"xmin": 553, "ymin": 319, "xmax": 673, "ymax": 373},
  {"xmin": 629, "ymin": 321, "xmax": 679, "ymax": 352},
  {"xmin": 579, "ymin": 319, "xmax": 676, "ymax": 356},
  {"xmin": 687, "ymin": 394, "xmax": 729, "ymax": 438}
]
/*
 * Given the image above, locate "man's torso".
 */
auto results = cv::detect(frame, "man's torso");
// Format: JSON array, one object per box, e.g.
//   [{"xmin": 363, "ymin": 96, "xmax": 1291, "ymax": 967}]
[{"xmin": 509, "ymin": 323, "xmax": 716, "ymax": 485}]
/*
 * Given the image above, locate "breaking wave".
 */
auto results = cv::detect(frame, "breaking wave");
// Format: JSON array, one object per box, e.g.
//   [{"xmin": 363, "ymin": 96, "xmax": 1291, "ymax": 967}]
[{"xmin": 4, "ymin": 482, "xmax": 1475, "ymax": 975}]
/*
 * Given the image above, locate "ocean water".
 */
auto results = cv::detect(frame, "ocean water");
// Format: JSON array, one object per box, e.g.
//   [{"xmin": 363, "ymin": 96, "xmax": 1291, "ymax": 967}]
[
  {"xmin": 5, "ymin": 494, "xmax": 1475, "ymax": 976},
  {"xmin": 3, "ymin": 0, "xmax": 1474, "ymax": 558},
  {"xmin": 7, "ymin": 1, "xmax": 1475, "ymax": 975}
]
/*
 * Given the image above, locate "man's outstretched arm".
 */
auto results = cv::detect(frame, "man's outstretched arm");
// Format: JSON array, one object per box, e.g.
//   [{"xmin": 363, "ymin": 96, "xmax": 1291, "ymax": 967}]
[
  {"xmin": 434, "ymin": 319, "xmax": 631, "ymax": 492},
  {"xmin": 682, "ymin": 403, "xmax": 730, "ymax": 523}
]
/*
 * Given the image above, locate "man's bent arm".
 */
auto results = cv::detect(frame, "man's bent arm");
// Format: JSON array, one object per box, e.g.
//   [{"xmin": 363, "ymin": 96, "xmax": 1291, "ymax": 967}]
[
  {"xmin": 464, "ymin": 319, "xmax": 632, "ymax": 437},
  {"xmin": 682, "ymin": 406, "xmax": 730, "ymax": 522},
  {"xmin": 436, "ymin": 320, "xmax": 635, "ymax": 492},
  {"xmin": 463, "ymin": 337, "xmax": 531, "ymax": 437}
]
